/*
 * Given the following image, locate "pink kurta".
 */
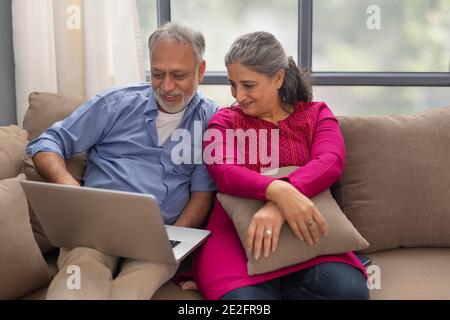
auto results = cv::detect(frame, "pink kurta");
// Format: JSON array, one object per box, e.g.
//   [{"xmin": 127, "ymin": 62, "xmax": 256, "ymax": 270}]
[{"xmin": 192, "ymin": 101, "xmax": 366, "ymax": 300}]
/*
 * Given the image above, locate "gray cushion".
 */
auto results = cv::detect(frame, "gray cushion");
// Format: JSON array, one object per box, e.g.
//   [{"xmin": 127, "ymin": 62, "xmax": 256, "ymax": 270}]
[
  {"xmin": 218, "ymin": 167, "xmax": 369, "ymax": 275},
  {"xmin": 0, "ymin": 174, "xmax": 51, "ymax": 299},
  {"xmin": 0, "ymin": 126, "xmax": 28, "ymax": 180},
  {"xmin": 337, "ymin": 106, "xmax": 450, "ymax": 253}
]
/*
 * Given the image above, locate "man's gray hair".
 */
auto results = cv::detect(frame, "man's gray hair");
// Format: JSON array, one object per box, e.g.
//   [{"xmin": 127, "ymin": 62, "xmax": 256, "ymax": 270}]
[{"xmin": 148, "ymin": 22, "xmax": 206, "ymax": 64}]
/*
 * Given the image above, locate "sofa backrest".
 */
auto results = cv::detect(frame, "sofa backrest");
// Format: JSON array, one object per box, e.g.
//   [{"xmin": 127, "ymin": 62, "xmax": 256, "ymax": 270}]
[
  {"xmin": 335, "ymin": 106, "xmax": 450, "ymax": 253},
  {"xmin": 23, "ymin": 92, "xmax": 83, "ymax": 140}
]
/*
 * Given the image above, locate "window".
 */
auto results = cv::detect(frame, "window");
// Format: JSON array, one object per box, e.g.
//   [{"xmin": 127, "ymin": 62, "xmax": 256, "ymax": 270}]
[
  {"xmin": 314, "ymin": 86, "xmax": 450, "ymax": 116},
  {"xmin": 200, "ymin": 85, "xmax": 450, "ymax": 115},
  {"xmin": 136, "ymin": 0, "xmax": 450, "ymax": 115},
  {"xmin": 199, "ymin": 85, "xmax": 235, "ymax": 108},
  {"xmin": 136, "ymin": 0, "xmax": 158, "ymax": 71},
  {"xmin": 313, "ymin": 0, "xmax": 450, "ymax": 72},
  {"xmin": 171, "ymin": 0, "xmax": 298, "ymax": 71}
]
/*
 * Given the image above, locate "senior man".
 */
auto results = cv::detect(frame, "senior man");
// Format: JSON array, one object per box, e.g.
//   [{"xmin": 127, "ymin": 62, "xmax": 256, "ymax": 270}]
[{"xmin": 26, "ymin": 22, "xmax": 218, "ymax": 300}]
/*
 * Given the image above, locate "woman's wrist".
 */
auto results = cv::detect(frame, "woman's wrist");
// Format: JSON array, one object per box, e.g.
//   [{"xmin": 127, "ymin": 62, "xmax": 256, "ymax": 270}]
[{"xmin": 265, "ymin": 180, "xmax": 289, "ymax": 202}]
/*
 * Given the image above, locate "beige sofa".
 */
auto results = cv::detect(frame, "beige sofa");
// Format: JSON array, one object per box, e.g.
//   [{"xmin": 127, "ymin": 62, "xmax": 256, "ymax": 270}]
[{"xmin": 1, "ymin": 92, "xmax": 450, "ymax": 300}]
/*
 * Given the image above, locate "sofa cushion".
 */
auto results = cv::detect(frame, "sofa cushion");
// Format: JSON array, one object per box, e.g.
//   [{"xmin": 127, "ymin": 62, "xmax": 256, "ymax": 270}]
[
  {"xmin": 218, "ymin": 167, "xmax": 369, "ymax": 275},
  {"xmin": 337, "ymin": 107, "xmax": 450, "ymax": 253},
  {"xmin": 22, "ymin": 92, "xmax": 87, "ymax": 254},
  {"xmin": 367, "ymin": 248, "xmax": 450, "ymax": 300},
  {"xmin": 20, "ymin": 250, "xmax": 59, "ymax": 300},
  {"xmin": 23, "ymin": 92, "xmax": 82, "ymax": 140},
  {"xmin": 0, "ymin": 126, "xmax": 29, "ymax": 180},
  {"xmin": 0, "ymin": 174, "xmax": 51, "ymax": 299}
]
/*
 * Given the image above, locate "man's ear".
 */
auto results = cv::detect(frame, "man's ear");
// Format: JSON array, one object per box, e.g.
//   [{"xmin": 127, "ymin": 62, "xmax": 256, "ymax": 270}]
[{"xmin": 197, "ymin": 60, "xmax": 206, "ymax": 83}]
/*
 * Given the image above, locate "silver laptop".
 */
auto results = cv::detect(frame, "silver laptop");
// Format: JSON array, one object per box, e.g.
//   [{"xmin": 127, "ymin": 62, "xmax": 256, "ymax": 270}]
[{"xmin": 20, "ymin": 180, "xmax": 210, "ymax": 264}]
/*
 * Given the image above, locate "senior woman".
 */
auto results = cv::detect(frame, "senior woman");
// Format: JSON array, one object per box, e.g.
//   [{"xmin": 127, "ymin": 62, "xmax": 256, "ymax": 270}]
[{"xmin": 189, "ymin": 31, "xmax": 369, "ymax": 300}]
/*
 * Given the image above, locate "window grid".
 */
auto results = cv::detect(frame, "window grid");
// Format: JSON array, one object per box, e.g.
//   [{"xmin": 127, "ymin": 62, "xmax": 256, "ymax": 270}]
[{"xmin": 154, "ymin": 0, "xmax": 450, "ymax": 87}]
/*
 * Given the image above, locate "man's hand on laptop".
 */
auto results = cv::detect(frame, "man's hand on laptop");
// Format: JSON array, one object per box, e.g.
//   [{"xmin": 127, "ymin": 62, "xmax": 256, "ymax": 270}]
[
  {"xmin": 57, "ymin": 176, "xmax": 80, "ymax": 187},
  {"xmin": 54, "ymin": 175, "xmax": 80, "ymax": 187},
  {"xmin": 32, "ymin": 152, "xmax": 81, "ymax": 187}
]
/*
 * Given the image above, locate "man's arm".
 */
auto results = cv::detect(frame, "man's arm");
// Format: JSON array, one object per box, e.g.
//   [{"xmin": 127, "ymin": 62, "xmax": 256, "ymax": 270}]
[
  {"xmin": 174, "ymin": 192, "xmax": 215, "ymax": 228},
  {"xmin": 26, "ymin": 95, "xmax": 114, "ymax": 184},
  {"xmin": 33, "ymin": 152, "xmax": 80, "ymax": 186}
]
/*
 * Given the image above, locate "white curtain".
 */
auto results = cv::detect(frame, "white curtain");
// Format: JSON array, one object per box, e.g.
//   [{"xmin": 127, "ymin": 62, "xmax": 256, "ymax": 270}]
[{"xmin": 12, "ymin": 0, "xmax": 145, "ymax": 126}]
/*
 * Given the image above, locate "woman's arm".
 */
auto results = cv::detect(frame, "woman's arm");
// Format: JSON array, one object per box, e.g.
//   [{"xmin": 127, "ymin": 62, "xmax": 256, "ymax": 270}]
[
  {"xmin": 265, "ymin": 103, "xmax": 344, "ymax": 244},
  {"xmin": 278, "ymin": 103, "xmax": 346, "ymax": 198},
  {"xmin": 204, "ymin": 104, "xmax": 345, "ymax": 200}
]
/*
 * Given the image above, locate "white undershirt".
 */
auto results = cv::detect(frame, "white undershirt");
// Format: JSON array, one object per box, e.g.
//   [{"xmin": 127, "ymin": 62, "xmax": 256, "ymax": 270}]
[{"xmin": 155, "ymin": 109, "xmax": 186, "ymax": 146}]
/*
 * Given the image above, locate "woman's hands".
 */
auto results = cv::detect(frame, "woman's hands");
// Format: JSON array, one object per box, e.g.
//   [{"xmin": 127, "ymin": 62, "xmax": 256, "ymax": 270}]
[
  {"xmin": 266, "ymin": 180, "xmax": 328, "ymax": 246},
  {"xmin": 245, "ymin": 179, "xmax": 329, "ymax": 260},
  {"xmin": 246, "ymin": 201, "xmax": 285, "ymax": 261}
]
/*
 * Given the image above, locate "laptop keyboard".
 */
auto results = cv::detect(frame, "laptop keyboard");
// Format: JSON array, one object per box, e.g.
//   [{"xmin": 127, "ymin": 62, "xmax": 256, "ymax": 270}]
[{"xmin": 170, "ymin": 240, "xmax": 181, "ymax": 248}]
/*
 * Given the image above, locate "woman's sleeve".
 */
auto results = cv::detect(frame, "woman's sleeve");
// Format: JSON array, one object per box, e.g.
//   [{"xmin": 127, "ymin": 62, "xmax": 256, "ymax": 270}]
[
  {"xmin": 283, "ymin": 103, "xmax": 346, "ymax": 198},
  {"xmin": 203, "ymin": 109, "xmax": 277, "ymax": 200}
]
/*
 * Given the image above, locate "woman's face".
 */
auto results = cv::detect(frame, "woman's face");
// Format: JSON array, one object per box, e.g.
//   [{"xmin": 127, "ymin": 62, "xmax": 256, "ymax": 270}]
[{"xmin": 227, "ymin": 62, "xmax": 284, "ymax": 118}]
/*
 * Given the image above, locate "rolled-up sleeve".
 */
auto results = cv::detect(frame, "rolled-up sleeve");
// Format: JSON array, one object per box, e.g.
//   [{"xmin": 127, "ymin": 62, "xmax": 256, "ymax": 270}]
[{"xmin": 26, "ymin": 95, "xmax": 114, "ymax": 159}]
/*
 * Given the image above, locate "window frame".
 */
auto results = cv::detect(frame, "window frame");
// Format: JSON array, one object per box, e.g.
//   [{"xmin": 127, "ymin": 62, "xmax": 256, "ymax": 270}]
[{"xmin": 155, "ymin": 0, "xmax": 450, "ymax": 87}]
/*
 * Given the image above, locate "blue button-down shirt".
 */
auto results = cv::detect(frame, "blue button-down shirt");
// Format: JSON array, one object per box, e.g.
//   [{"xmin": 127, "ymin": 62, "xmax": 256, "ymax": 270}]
[{"xmin": 26, "ymin": 83, "xmax": 219, "ymax": 224}]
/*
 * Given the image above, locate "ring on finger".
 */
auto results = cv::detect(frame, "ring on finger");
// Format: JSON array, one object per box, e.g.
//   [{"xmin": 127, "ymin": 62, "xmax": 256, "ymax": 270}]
[
  {"xmin": 306, "ymin": 219, "xmax": 315, "ymax": 227},
  {"xmin": 264, "ymin": 229, "xmax": 273, "ymax": 237}
]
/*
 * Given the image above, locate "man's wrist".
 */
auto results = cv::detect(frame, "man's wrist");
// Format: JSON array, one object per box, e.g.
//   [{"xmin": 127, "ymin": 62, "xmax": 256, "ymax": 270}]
[{"xmin": 54, "ymin": 175, "xmax": 80, "ymax": 186}]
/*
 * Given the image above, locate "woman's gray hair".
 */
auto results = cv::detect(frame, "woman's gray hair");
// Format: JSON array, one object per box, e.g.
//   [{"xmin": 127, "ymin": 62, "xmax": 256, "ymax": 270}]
[
  {"xmin": 148, "ymin": 22, "xmax": 205, "ymax": 64},
  {"xmin": 225, "ymin": 31, "xmax": 312, "ymax": 104}
]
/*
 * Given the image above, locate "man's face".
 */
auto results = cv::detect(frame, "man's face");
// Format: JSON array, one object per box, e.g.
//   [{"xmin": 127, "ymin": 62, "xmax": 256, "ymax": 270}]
[{"xmin": 150, "ymin": 40, "xmax": 206, "ymax": 113}]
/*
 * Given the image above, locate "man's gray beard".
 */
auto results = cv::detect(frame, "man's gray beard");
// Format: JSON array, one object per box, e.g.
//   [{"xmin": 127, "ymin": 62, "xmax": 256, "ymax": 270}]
[{"xmin": 155, "ymin": 87, "xmax": 197, "ymax": 114}]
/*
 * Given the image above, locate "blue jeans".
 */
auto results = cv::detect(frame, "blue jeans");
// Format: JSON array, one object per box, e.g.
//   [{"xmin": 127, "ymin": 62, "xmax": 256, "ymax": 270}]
[{"xmin": 221, "ymin": 262, "xmax": 369, "ymax": 300}]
